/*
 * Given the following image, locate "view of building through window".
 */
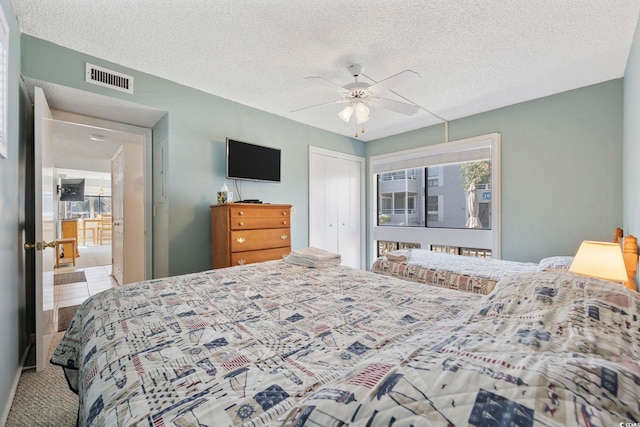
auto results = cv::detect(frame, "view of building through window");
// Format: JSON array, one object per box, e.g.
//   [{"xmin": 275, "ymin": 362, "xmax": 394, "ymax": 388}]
[{"xmin": 377, "ymin": 160, "xmax": 491, "ymax": 229}]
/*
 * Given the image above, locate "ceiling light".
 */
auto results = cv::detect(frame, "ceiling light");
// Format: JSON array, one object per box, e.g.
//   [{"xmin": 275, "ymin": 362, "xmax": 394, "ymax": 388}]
[
  {"xmin": 90, "ymin": 134, "xmax": 104, "ymax": 142},
  {"xmin": 338, "ymin": 105, "xmax": 353, "ymax": 123},
  {"xmin": 355, "ymin": 102, "xmax": 369, "ymax": 124}
]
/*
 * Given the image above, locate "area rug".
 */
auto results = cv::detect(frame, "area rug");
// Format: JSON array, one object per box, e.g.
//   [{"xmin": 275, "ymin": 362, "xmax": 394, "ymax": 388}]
[
  {"xmin": 57, "ymin": 305, "xmax": 81, "ymax": 332},
  {"xmin": 54, "ymin": 271, "xmax": 86, "ymax": 286}
]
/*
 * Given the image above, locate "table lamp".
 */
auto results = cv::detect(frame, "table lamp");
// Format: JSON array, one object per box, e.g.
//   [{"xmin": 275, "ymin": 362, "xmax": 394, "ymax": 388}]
[{"xmin": 569, "ymin": 241, "xmax": 628, "ymax": 283}]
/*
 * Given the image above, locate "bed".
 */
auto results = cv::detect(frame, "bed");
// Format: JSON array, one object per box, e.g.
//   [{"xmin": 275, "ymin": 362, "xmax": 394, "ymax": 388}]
[
  {"xmin": 371, "ymin": 229, "xmax": 639, "ymax": 295},
  {"xmin": 371, "ymin": 249, "xmax": 543, "ymax": 295},
  {"xmin": 51, "ymin": 251, "xmax": 640, "ymax": 426}
]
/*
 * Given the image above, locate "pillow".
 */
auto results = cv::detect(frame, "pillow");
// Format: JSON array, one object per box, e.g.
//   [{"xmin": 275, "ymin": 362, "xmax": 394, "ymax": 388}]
[
  {"xmin": 386, "ymin": 249, "xmax": 410, "ymax": 262},
  {"xmin": 537, "ymin": 256, "xmax": 574, "ymax": 272}
]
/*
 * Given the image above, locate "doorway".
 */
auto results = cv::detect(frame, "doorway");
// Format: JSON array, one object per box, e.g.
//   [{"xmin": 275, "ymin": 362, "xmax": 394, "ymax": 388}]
[
  {"xmin": 26, "ymin": 78, "xmax": 165, "ymax": 279},
  {"xmin": 50, "ymin": 110, "xmax": 152, "ymax": 282},
  {"xmin": 28, "ymin": 82, "xmax": 165, "ymax": 369}
]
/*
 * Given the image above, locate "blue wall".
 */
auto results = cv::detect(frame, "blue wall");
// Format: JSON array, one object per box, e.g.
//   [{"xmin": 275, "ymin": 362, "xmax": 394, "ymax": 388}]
[
  {"xmin": 624, "ymin": 17, "xmax": 640, "ymax": 242},
  {"xmin": 0, "ymin": 0, "xmax": 28, "ymax": 421},
  {"xmin": 20, "ymin": 35, "xmax": 365, "ymax": 276},
  {"xmin": 367, "ymin": 80, "xmax": 623, "ymax": 263}
]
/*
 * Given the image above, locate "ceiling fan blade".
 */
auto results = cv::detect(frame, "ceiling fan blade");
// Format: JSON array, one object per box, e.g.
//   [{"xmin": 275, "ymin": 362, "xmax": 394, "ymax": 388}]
[
  {"xmin": 368, "ymin": 70, "xmax": 420, "ymax": 94},
  {"xmin": 290, "ymin": 99, "xmax": 347, "ymax": 114},
  {"xmin": 304, "ymin": 76, "xmax": 346, "ymax": 92},
  {"xmin": 371, "ymin": 97, "xmax": 421, "ymax": 116}
]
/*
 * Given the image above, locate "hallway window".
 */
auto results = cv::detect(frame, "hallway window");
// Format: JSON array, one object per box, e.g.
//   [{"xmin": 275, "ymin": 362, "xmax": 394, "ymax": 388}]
[{"xmin": 65, "ymin": 196, "xmax": 111, "ymax": 219}]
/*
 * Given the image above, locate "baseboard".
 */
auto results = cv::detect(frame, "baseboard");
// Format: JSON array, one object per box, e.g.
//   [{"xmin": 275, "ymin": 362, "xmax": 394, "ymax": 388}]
[{"xmin": 0, "ymin": 341, "xmax": 32, "ymax": 425}]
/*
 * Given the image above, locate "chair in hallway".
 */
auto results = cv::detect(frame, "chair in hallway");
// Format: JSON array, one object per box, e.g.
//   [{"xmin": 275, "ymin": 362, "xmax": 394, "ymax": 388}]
[
  {"xmin": 79, "ymin": 218, "xmax": 99, "ymax": 246},
  {"xmin": 99, "ymin": 214, "xmax": 112, "ymax": 245}
]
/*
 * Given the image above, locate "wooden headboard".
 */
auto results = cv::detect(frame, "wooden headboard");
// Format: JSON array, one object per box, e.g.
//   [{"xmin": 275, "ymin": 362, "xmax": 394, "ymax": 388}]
[{"xmin": 614, "ymin": 227, "xmax": 638, "ymax": 291}]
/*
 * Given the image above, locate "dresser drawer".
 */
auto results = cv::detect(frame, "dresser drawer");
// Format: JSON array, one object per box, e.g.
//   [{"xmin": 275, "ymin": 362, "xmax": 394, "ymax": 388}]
[
  {"xmin": 230, "ymin": 229, "xmax": 290, "ymax": 252},
  {"xmin": 211, "ymin": 203, "xmax": 292, "ymax": 269},
  {"xmin": 231, "ymin": 247, "xmax": 290, "ymax": 266},
  {"xmin": 230, "ymin": 216, "xmax": 290, "ymax": 230},
  {"xmin": 229, "ymin": 206, "xmax": 290, "ymax": 219}
]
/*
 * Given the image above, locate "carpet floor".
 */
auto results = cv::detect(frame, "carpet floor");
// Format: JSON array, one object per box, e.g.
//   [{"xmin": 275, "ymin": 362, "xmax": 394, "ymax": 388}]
[{"xmin": 5, "ymin": 332, "xmax": 78, "ymax": 426}]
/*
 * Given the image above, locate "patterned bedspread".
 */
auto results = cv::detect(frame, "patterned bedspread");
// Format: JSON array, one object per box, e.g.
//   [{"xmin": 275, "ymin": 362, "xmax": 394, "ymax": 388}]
[
  {"xmin": 371, "ymin": 249, "xmax": 539, "ymax": 294},
  {"xmin": 51, "ymin": 261, "xmax": 640, "ymax": 426}
]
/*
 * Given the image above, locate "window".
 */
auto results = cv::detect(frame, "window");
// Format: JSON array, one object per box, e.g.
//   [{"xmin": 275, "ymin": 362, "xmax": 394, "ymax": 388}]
[
  {"xmin": 64, "ymin": 196, "xmax": 112, "ymax": 218},
  {"xmin": 427, "ymin": 167, "xmax": 439, "ymax": 187},
  {"xmin": 426, "ymin": 161, "xmax": 491, "ymax": 229},
  {"xmin": 427, "ymin": 195, "xmax": 439, "ymax": 222},
  {"xmin": 377, "ymin": 160, "xmax": 491, "ymax": 230},
  {"xmin": 371, "ymin": 133, "xmax": 501, "ymax": 257},
  {"xmin": 376, "ymin": 168, "xmax": 424, "ymax": 227}
]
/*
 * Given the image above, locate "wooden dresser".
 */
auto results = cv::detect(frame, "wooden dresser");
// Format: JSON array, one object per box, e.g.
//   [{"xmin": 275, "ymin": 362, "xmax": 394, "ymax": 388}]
[{"xmin": 211, "ymin": 203, "xmax": 292, "ymax": 268}]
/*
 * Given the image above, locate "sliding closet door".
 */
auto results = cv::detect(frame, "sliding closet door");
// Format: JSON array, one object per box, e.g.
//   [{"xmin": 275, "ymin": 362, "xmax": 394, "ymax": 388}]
[{"xmin": 309, "ymin": 147, "xmax": 364, "ymax": 269}]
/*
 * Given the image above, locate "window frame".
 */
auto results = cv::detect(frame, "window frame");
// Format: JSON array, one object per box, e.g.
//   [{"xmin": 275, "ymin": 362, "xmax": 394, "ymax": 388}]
[{"xmin": 370, "ymin": 133, "xmax": 501, "ymax": 259}]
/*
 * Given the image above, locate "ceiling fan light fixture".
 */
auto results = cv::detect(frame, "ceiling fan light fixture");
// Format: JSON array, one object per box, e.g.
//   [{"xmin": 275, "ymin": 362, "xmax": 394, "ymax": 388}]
[
  {"xmin": 355, "ymin": 102, "xmax": 369, "ymax": 123},
  {"xmin": 338, "ymin": 105, "xmax": 354, "ymax": 123}
]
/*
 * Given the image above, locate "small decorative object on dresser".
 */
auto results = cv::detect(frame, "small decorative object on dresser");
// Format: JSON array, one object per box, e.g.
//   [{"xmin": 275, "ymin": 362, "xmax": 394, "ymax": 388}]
[{"xmin": 210, "ymin": 203, "xmax": 292, "ymax": 268}]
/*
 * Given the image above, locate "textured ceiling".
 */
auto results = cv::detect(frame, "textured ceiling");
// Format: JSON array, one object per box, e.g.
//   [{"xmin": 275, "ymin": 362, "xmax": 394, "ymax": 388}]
[{"xmin": 12, "ymin": 0, "xmax": 640, "ymax": 142}]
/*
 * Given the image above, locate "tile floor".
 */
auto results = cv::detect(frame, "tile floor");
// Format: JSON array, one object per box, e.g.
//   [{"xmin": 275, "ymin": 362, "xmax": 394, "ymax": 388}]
[
  {"xmin": 54, "ymin": 264, "xmax": 116, "ymax": 309},
  {"xmin": 53, "ymin": 243, "xmax": 116, "ymax": 310}
]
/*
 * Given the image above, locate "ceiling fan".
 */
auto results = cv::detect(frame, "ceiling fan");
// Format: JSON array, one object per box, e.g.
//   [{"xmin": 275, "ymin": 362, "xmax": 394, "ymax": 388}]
[{"xmin": 292, "ymin": 64, "xmax": 421, "ymax": 137}]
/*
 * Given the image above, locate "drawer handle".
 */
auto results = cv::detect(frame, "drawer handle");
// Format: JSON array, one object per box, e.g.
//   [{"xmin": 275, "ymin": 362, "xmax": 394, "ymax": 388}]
[
  {"xmin": 236, "ymin": 237, "xmax": 246, "ymax": 243},
  {"xmin": 239, "ymin": 211, "xmax": 244, "ymax": 216},
  {"xmin": 238, "ymin": 259, "xmax": 246, "ymax": 265},
  {"xmin": 282, "ymin": 211, "xmax": 287, "ymax": 216},
  {"xmin": 238, "ymin": 222, "xmax": 244, "ymax": 226},
  {"xmin": 281, "ymin": 253, "xmax": 288, "ymax": 259},
  {"xmin": 282, "ymin": 220, "xmax": 287, "ymax": 225},
  {"xmin": 281, "ymin": 234, "xmax": 288, "ymax": 240}
]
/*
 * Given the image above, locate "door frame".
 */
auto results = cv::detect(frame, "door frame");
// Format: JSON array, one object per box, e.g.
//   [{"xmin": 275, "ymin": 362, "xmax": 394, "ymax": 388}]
[
  {"xmin": 49, "ymin": 110, "xmax": 153, "ymax": 280},
  {"xmin": 308, "ymin": 146, "xmax": 366, "ymax": 269}
]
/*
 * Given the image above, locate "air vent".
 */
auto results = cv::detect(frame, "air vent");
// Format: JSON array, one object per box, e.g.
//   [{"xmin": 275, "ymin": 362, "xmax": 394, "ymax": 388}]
[{"xmin": 85, "ymin": 63, "xmax": 134, "ymax": 94}]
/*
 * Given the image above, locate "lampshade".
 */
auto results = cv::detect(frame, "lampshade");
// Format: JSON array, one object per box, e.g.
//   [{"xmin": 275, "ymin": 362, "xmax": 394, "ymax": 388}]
[
  {"xmin": 569, "ymin": 241, "xmax": 628, "ymax": 282},
  {"xmin": 338, "ymin": 105, "xmax": 354, "ymax": 123},
  {"xmin": 355, "ymin": 102, "xmax": 369, "ymax": 124}
]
